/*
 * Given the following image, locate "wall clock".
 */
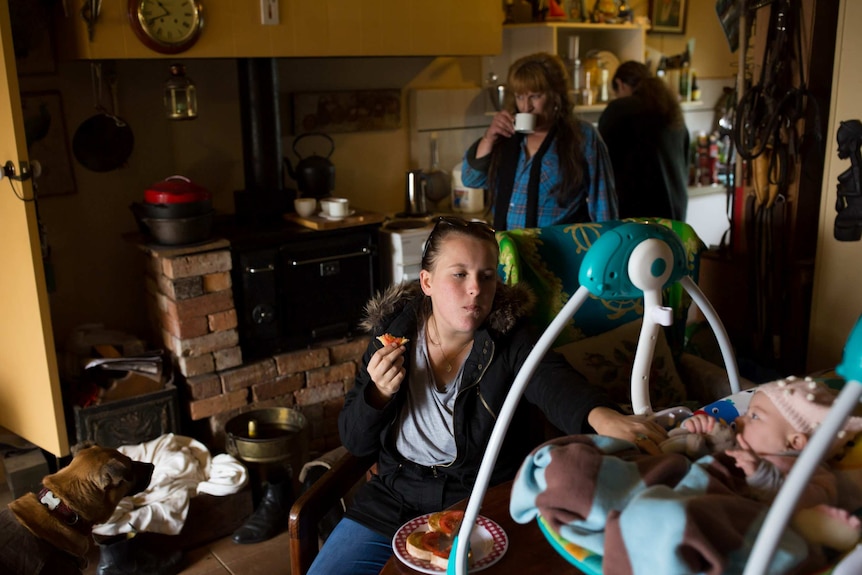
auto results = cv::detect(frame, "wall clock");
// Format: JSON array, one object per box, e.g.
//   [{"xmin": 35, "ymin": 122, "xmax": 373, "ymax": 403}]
[{"xmin": 128, "ymin": 0, "xmax": 204, "ymax": 54}]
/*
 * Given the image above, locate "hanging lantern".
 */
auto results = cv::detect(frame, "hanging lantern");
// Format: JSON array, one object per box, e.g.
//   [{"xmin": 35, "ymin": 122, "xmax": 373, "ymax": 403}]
[{"xmin": 164, "ymin": 63, "xmax": 197, "ymax": 120}]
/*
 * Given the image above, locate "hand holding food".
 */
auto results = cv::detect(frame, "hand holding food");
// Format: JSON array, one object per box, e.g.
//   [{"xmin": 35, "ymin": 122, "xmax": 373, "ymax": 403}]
[{"xmin": 367, "ymin": 334, "xmax": 409, "ymax": 403}]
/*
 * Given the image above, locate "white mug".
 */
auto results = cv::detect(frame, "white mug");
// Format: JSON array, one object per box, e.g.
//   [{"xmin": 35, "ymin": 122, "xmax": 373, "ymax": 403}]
[
  {"xmin": 294, "ymin": 198, "xmax": 317, "ymax": 218},
  {"xmin": 321, "ymin": 197, "xmax": 349, "ymax": 217},
  {"xmin": 514, "ymin": 113, "xmax": 536, "ymax": 133}
]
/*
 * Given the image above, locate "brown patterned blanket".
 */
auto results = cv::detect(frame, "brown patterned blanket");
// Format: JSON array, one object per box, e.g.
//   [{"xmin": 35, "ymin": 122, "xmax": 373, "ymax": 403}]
[{"xmin": 509, "ymin": 435, "xmax": 832, "ymax": 575}]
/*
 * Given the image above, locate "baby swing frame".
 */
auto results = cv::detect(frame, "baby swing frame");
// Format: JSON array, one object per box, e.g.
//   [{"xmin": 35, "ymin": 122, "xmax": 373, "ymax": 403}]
[{"xmin": 449, "ymin": 221, "xmax": 742, "ymax": 574}]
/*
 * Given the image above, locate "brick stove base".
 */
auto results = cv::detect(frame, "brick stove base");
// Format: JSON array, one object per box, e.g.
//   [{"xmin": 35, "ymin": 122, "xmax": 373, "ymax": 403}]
[{"xmin": 139, "ymin": 238, "xmax": 368, "ymax": 464}]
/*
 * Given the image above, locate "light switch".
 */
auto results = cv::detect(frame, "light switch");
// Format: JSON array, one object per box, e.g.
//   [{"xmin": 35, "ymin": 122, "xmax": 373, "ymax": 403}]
[{"xmin": 261, "ymin": 0, "xmax": 279, "ymax": 25}]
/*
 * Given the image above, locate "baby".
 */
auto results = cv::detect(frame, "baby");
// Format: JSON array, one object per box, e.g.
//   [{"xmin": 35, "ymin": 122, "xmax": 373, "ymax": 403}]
[{"xmin": 682, "ymin": 378, "xmax": 862, "ymax": 550}]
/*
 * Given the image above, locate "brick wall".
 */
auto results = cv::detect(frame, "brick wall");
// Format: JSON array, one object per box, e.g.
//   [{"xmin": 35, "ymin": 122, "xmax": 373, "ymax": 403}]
[{"xmin": 142, "ymin": 240, "xmax": 369, "ymax": 462}]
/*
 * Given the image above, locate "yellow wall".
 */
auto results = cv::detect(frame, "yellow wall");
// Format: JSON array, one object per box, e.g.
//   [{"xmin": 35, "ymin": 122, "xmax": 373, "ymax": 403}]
[
  {"xmin": 58, "ymin": 0, "xmax": 501, "ymax": 59},
  {"xmin": 642, "ymin": 0, "xmax": 737, "ymax": 79}
]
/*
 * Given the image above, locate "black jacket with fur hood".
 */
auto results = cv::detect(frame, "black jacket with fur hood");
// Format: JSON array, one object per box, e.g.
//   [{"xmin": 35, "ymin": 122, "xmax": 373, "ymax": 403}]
[{"xmin": 339, "ymin": 281, "xmax": 621, "ymax": 537}]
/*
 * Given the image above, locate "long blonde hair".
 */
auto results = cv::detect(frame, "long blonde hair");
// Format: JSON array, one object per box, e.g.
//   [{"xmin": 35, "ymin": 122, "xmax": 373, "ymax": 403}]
[{"xmin": 488, "ymin": 52, "xmax": 586, "ymax": 205}]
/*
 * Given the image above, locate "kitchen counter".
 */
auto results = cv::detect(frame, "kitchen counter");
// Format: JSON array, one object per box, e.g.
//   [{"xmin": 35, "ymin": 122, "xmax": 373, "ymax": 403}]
[
  {"xmin": 284, "ymin": 209, "xmax": 386, "ymax": 230},
  {"xmin": 212, "ymin": 212, "xmax": 384, "ymax": 251}
]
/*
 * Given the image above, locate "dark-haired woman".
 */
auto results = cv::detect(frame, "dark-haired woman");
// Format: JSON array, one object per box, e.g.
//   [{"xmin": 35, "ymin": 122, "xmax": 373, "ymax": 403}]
[
  {"xmin": 599, "ymin": 60, "xmax": 690, "ymax": 220},
  {"xmin": 461, "ymin": 52, "xmax": 618, "ymax": 231},
  {"xmin": 306, "ymin": 216, "xmax": 666, "ymax": 575}
]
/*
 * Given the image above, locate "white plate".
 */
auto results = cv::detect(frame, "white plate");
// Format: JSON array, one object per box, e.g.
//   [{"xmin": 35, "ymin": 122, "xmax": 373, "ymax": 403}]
[
  {"xmin": 318, "ymin": 209, "xmax": 356, "ymax": 221},
  {"xmin": 589, "ymin": 49, "xmax": 620, "ymax": 81},
  {"xmin": 587, "ymin": 50, "xmax": 620, "ymax": 82},
  {"xmin": 392, "ymin": 513, "xmax": 508, "ymax": 574}
]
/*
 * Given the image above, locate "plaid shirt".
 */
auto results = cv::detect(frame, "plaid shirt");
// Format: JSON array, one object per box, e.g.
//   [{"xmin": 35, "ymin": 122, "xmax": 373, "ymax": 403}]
[{"xmin": 462, "ymin": 119, "xmax": 618, "ymax": 229}]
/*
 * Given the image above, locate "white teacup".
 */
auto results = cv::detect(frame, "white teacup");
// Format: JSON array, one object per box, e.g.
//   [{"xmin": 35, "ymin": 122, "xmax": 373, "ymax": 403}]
[
  {"xmin": 514, "ymin": 113, "xmax": 537, "ymax": 133},
  {"xmin": 320, "ymin": 197, "xmax": 350, "ymax": 217},
  {"xmin": 294, "ymin": 198, "xmax": 317, "ymax": 218}
]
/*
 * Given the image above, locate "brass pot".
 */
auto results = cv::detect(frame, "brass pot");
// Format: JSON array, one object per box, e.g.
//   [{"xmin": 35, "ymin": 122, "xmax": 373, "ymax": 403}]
[{"xmin": 224, "ymin": 407, "xmax": 309, "ymax": 465}]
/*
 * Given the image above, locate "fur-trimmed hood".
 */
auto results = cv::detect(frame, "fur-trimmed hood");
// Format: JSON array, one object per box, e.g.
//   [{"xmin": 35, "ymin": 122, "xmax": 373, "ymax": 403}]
[{"xmin": 360, "ymin": 280, "xmax": 535, "ymax": 337}]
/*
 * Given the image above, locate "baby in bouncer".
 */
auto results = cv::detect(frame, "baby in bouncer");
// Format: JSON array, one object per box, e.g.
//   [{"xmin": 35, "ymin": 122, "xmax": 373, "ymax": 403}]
[
  {"xmin": 510, "ymin": 377, "xmax": 862, "ymax": 574},
  {"xmin": 672, "ymin": 377, "xmax": 862, "ymax": 551}
]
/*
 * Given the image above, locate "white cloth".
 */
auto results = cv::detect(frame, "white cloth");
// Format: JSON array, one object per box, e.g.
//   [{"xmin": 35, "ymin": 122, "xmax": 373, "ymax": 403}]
[{"xmin": 92, "ymin": 433, "xmax": 248, "ymax": 536}]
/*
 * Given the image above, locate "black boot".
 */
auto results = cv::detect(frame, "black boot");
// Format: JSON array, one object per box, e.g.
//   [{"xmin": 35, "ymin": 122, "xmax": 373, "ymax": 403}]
[
  {"xmin": 96, "ymin": 536, "xmax": 184, "ymax": 575},
  {"xmin": 232, "ymin": 481, "xmax": 293, "ymax": 544}
]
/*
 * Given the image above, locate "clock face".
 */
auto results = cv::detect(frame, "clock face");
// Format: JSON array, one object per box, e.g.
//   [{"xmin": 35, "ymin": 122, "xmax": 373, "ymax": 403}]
[{"xmin": 129, "ymin": 0, "xmax": 204, "ymax": 54}]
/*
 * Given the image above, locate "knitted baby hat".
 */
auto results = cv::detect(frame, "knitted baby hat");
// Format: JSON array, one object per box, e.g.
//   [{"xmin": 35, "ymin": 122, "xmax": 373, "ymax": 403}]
[{"xmin": 757, "ymin": 377, "xmax": 862, "ymax": 440}]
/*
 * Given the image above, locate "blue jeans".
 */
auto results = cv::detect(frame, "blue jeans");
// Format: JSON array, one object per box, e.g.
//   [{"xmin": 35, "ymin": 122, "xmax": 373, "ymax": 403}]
[{"xmin": 306, "ymin": 517, "xmax": 392, "ymax": 575}]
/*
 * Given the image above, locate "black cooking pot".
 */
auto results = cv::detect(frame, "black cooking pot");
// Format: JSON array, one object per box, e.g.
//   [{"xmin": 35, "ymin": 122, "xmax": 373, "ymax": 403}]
[
  {"xmin": 140, "ymin": 211, "xmax": 214, "ymax": 246},
  {"xmin": 284, "ymin": 132, "xmax": 335, "ymax": 199}
]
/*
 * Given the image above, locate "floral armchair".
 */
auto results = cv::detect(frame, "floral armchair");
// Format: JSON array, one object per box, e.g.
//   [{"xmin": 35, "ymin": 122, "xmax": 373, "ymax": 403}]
[{"xmin": 496, "ymin": 218, "xmax": 745, "ymax": 410}]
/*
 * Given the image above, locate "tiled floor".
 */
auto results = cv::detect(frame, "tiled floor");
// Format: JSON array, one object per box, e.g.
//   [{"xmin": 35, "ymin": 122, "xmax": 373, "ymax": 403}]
[{"xmin": 81, "ymin": 530, "xmax": 293, "ymax": 575}]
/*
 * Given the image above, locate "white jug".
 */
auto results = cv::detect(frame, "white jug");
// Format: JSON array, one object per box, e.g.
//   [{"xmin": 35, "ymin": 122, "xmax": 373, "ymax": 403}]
[{"xmin": 451, "ymin": 165, "xmax": 484, "ymax": 214}]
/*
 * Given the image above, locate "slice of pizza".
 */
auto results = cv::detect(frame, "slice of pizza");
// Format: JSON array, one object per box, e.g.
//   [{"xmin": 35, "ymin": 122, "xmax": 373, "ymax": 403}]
[{"xmin": 377, "ymin": 333, "xmax": 410, "ymax": 347}]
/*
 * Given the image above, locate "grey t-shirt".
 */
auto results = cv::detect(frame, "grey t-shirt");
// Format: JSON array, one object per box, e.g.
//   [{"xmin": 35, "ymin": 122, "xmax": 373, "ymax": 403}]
[{"xmin": 393, "ymin": 322, "xmax": 462, "ymax": 466}]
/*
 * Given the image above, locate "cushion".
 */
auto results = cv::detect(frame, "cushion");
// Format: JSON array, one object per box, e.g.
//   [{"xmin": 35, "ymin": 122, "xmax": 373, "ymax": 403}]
[{"xmin": 555, "ymin": 319, "xmax": 687, "ymax": 409}]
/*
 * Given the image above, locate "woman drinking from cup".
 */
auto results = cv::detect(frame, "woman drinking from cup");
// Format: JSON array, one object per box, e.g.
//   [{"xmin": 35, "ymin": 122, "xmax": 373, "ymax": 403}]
[{"xmin": 461, "ymin": 52, "xmax": 618, "ymax": 230}]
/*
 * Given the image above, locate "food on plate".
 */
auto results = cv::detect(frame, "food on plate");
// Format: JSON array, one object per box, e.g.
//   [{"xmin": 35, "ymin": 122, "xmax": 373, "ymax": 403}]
[
  {"xmin": 428, "ymin": 510, "xmax": 464, "ymax": 536},
  {"xmin": 377, "ymin": 333, "xmax": 409, "ymax": 347},
  {"xmin": 405, "ymin": 511, "xmax": 471, "ymax": 569}
]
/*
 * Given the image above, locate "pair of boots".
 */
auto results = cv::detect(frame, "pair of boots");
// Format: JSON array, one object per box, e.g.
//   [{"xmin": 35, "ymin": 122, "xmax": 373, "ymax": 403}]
[
  {"xmin": 232, "ymin": 481, "xmax": 294, "ymax": 544},
  {"xmin": 96, "ymin": 535, "xmax": 183, "ymax": 575}
]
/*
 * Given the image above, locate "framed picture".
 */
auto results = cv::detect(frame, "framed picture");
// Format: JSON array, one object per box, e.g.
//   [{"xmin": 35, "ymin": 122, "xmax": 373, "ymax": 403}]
[
  {"xmin": 650, "ymin": 0, "xmax": 687, "ymax": 34},
  {"xmin": 287, "ymin": 89, "xmax": 401, "ymax": 135},
  {"xmin": 21, "ymin": 91, "xmax": 77, "ymax": 197}
]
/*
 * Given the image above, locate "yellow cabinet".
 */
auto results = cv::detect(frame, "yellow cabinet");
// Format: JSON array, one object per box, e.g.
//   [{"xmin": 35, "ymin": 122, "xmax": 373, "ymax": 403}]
[{"xmin": 57, "ymin": 0, "xmax": 503, "ymax": 59}]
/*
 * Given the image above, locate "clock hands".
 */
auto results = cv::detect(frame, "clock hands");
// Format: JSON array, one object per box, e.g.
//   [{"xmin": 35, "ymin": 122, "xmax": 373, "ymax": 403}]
[{"xmin": 146, "ymin": 1, "xmax": 170, "ymax": 25}]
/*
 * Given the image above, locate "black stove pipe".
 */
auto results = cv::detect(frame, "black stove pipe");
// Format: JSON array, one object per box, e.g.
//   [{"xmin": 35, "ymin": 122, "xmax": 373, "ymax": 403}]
[{"xmin": 235, "ymin": 58, "xmax": 291, "ymax": 223}]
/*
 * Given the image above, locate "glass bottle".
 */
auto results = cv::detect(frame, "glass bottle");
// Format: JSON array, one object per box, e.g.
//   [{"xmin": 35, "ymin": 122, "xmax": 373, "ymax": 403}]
[
  {"xmin": 581, "ymin": 71, "xmax": 594, "ymax": 106},
  {"xmin": 164, "ymin": 63, "xmax": 198, "ymax": 120},
  {"xmin": 567, "ymin": 35, "xmax": 583, "ymax": 102},
  {"xmin": 679, "ymin": 62, "xmax": 691, "ymax": 102},
  {"xmin": 691, "ymin": 72, "xmax": 701, "ymax": 102},
  {"xmin": 598, "ymin": 68, "xmax": 610, "ymax": 103}
]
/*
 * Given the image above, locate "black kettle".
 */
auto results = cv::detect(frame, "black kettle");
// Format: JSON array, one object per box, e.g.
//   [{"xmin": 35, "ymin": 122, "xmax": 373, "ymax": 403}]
[{"xmin": 284, "ymin": 132, "xmax": 336, "ymax": 199}]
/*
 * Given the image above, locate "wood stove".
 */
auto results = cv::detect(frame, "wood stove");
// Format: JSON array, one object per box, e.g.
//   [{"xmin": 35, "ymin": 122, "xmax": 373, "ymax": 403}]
[
  {"xmin": 227, "ymin": 58, "xmax": 379, "ymax": 360},
  {"xmin": 230, "ymin": 225, "xmax": 379, "ymax": 360}
]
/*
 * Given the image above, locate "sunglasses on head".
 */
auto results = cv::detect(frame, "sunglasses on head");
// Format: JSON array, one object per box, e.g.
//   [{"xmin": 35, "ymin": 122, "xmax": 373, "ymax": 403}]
[{"xmin": 421, "ymin": 216, "xmax": 496, "ymax": 261}]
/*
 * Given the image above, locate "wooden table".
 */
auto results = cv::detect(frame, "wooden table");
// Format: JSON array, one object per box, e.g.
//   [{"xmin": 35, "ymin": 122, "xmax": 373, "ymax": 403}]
[{"xmin": 379, "ymin": 480, "xmax": 584, "ymax": 574}]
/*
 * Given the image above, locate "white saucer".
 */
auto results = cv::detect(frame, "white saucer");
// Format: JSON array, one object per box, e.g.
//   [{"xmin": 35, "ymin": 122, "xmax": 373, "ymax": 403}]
[{"xmin": 319, "ymin": 209, "xmax": 356, "ymax": 221}]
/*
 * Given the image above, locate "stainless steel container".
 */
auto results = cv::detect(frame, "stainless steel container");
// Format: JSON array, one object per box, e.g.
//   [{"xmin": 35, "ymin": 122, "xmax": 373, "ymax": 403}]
[{"xmin": 403, "ymin": 169, "xmax": 428, "ymax": 216}]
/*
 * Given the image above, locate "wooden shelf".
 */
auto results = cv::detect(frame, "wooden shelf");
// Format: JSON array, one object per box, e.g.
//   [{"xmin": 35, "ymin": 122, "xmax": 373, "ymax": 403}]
[{"xmin": 503, "ymin": 22, "xmax": 646, "ymax": 32}]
